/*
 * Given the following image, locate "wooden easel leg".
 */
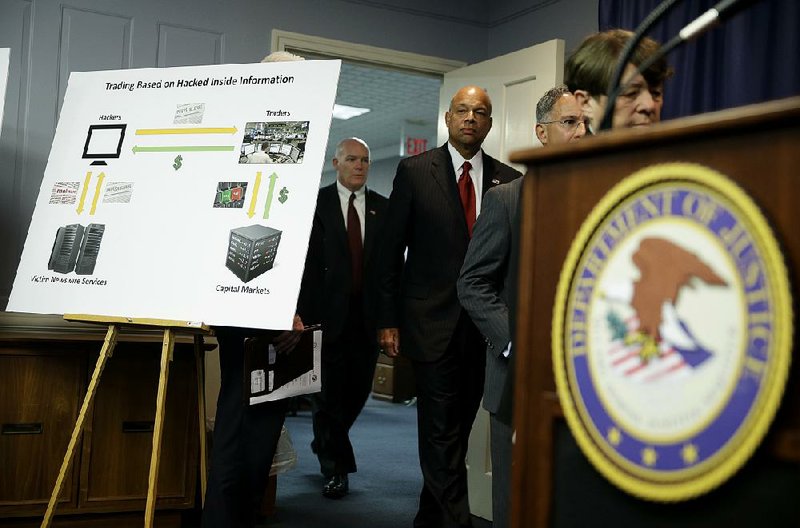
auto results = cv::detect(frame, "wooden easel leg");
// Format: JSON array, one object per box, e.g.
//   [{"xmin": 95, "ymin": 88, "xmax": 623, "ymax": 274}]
[
  {"xmin": 144, "ymin": 328, "xmax": 175, "ymax": 528},
  {"xmin": 194, "ymin": 334, "xmax": 208, "ymax": 507},
  {"xmin": 41, "ymin": 324, "xmax": 119, "ymax": 528}
]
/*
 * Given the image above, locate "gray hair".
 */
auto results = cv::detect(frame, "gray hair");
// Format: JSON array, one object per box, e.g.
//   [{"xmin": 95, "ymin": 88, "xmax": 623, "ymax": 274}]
[
  {"xmin": 261, "ymin": 51, "xmax": 305, "ymax": 62},
  {"xmin": 536, "ymin": 85, "xmax": 571, "ymax": 122},
  {"xmin": 335, "ymin": 137, "xmax": 370, "ymax": 161}
]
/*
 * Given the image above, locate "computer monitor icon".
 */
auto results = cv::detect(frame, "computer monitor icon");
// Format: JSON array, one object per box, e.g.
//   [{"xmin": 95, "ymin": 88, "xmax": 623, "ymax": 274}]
[{"xmin": 82, "ymin": 124, "xmax": 127, "ymax": 165}]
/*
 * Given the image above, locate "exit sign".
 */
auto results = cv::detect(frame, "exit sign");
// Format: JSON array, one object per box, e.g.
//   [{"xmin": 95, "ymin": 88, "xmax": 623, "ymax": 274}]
[{"xmin": 404, "ymin": 137, "xmax": 428, "ymax": 156}]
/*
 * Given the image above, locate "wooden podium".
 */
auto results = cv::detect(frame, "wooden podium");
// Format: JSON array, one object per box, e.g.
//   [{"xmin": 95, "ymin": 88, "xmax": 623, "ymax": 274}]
[{"xmin": 508, "ymin": 97, "xmax": 800, "ymax": 527}]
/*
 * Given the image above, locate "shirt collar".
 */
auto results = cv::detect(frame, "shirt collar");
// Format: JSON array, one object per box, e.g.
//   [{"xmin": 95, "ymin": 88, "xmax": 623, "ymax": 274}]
[
  {"xmin": 447, "ymin": 142, "xmax": 483, "ymax": 177},
  {"xmin": 336, "ymin": 180, "xmax": 366, "ymax": 199}
]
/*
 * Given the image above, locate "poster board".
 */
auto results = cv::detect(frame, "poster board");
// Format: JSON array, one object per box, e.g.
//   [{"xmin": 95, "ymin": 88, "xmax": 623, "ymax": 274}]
[{"xmin": 8, "ymin": 60, "xmax": 341, "ymax": 330}]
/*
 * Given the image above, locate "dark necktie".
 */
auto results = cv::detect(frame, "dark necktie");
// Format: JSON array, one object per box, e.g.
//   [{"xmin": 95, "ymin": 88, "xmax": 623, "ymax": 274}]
[
  {"xmin": 347, "ymin": 192, "xmax": 363, "ymax": 294},
  {"xmin": 458, "ymin": 161, "xmax": 476, "ymax": 237}
]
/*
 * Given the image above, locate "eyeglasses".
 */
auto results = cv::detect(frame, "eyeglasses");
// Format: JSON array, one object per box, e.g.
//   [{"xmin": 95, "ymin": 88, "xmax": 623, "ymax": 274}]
[{"xmin": 538, "ymin": 117, "xmax": 590, "ymax": 131}]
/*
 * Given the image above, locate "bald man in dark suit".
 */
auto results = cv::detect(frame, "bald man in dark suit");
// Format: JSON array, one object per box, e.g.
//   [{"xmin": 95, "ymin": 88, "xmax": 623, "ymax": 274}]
[
  {"xmin": 376, "ymin": 86, "xmax": 521, "ymax": 528},
  {"xmin": 455, "ymin": 86, "xmax": 620, "ymax": 528},
  {"xmin": 298, "ymin": 137, "xmax": 388, "ymax": 499}
]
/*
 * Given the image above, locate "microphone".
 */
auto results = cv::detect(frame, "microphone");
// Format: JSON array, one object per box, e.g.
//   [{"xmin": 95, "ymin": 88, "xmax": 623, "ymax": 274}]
[{"xmin": 599, "ymin": 0, "xmax": 765, "ymax": 131}]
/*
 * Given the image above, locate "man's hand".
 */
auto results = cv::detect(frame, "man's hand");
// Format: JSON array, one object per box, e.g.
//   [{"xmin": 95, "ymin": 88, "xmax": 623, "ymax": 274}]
[
  {"xmin": 378, "ymin": 327, "xmax": 400, "ymax": 358},
  {"xmin": 273, "ymin": 314, "xmax": 304, "ymax": 354}
]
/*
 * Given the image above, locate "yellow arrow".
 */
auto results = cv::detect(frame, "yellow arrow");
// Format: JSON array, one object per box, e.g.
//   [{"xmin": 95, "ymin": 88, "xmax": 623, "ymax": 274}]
[
  {"xmin": 90, "ymin": 172, "xmax": 105, "ymax": 215},
  {"xmin": 248, "ymin": 172, "xmax": 262, "ymax": 219},
  {"xmin": 77, "ymin": 171, "xmax": 92, "ymax": 214},
  {"xmin": 135, "ymin": 126, "xmax": 238, "ymax": 135}
]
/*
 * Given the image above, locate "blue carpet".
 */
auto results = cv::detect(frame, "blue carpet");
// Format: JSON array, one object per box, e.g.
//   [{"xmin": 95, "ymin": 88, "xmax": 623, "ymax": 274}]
[{"xmin": 262, "ymin": 397, "xmax": 491, "ymax": 528}]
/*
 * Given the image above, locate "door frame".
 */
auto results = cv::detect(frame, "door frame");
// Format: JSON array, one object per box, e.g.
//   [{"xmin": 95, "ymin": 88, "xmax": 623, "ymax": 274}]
[{"xmin": 271, "ymin": 29, "xmax": 465, "ymax": 75}]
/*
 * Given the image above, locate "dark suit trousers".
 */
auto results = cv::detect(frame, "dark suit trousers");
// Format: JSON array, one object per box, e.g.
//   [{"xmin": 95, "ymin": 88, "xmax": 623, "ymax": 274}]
[
  {"xmin": 411, "ymin": 311, "xmax": 486, "ymax": 528},
  {"xmin": 490, "ymin": 412, "xmax": 513, "ymax": 528},
  {"xmin": 202, "ymin": 331, "xmax": 287, "ymax": 528},
  {"xmin": 311, "ymin": 297, "xmax": 378, "ymax": 477}
]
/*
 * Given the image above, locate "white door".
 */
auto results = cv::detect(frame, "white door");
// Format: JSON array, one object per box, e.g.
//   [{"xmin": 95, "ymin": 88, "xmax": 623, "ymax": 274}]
[{"xmin": 438, "ymin": 38, "xmax": 565, "ymax": 521}]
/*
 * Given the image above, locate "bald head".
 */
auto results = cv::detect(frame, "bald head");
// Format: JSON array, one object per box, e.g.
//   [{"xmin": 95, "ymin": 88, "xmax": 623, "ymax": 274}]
[{"xmin": 445, "ymin": 85, "xmax": 493, "ymax": 159}]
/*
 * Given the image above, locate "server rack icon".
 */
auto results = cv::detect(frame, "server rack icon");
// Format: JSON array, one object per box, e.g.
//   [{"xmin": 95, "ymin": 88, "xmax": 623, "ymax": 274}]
[
  {"xmin": 76, "ymin": 223, "xmax": 106, "ymax": 275},
  {"xmin": 48, "ymin": 224, "xmax": 85, "ymax": 273},
  {"xmin": 226, "ymin": 224, "xmax": 282, "ymax": 283},
  {"xmin": 48, "ymin": 223, "xmax": 106, "ymax": 275}
]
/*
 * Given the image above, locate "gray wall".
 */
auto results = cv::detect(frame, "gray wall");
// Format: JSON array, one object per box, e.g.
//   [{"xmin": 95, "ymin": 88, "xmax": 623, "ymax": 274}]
[
  {"xmin": 487, "ymin": 0, "xmax": 599, "ymax": 58},
  {"xmin": 0, "ymin": 0, "xmax": 599, "ymax": 306}
]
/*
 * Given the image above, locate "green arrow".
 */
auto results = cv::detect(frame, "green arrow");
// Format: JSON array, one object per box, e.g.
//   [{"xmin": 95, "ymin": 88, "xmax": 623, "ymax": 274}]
[
  {"xmin": 132, "ymin": 145, "xmax": 236, "ymax": 154},
  {"xmin": 263, "ymin": 173, "xmax": 278, "ymax": 219}
]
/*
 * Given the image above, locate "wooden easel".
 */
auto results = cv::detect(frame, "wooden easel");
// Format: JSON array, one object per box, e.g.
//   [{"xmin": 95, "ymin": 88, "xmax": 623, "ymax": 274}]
[{"xmin": 40, "ymin": 315, "xmax": 212, "ymax": 528}]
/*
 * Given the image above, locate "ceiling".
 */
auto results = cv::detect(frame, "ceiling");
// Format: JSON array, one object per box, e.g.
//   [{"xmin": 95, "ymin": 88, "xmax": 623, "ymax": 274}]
[{"xmin": 323, "ymin": 61, "xmax": 442, "ymax": 165}]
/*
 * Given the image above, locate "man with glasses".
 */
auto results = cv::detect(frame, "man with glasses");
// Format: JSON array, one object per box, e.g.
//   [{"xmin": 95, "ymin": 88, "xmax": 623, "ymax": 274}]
[
  {"xmin": 456, "ymin": 84, "xmax": 586, "ymax": 528},
  {"xmin": 535, "ymin": 85, "xmax": 589, "ymax": 146}
]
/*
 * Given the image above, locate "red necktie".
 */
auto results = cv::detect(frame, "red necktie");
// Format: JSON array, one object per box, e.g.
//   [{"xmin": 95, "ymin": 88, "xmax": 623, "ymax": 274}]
[
  {"xmin": 347, "ymin": 193, "xmax": 363, "ymax": 294},
  {"xmin": 458, "ymin": 161, "xmax": 476, "ymax": 237}
]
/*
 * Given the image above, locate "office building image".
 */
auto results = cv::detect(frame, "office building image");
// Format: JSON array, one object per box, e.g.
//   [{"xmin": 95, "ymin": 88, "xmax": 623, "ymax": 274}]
[{"xmin": 225, "ymin": 224, "xmax": 282, "ymax": 282}]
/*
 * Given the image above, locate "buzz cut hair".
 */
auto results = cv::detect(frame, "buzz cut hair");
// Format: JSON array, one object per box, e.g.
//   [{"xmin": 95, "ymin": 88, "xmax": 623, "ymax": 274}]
[{"xmin": 335, "ymin": 137, "xmax": 370, "ymax": 161}]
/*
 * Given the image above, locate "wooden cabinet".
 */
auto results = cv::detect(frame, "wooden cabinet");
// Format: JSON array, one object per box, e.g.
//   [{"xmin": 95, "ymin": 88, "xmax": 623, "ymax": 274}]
[
  {"xmin": 372, "ymin": 354, "xmax": 415, "ymax": 403},
  {"xmin": 0, "ymin": 346, "xmax": 84, "ymax": 513},
  {"xmin": 0, "ymin": 313, "xmax": 199, "ymax": 526}
]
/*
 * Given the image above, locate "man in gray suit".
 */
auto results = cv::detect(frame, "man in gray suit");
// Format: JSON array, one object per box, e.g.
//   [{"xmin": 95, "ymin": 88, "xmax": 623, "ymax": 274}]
[{"xmin": 456, "ymin": 85, "xmax": 586, "ymax": 528}]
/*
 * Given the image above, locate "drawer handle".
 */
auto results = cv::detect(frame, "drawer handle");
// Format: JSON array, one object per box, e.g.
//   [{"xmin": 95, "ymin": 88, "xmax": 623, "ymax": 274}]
[
  {"xmin": 2, "ymin": 422, "xmax": 43, "ymax": 435},
  {"xmin": 376, "ymin": 375, "xmax": 386, "ymax": 385},
  {"xmin": 122, "ymin": 421, "xmax": 154, "ymax": 433}
]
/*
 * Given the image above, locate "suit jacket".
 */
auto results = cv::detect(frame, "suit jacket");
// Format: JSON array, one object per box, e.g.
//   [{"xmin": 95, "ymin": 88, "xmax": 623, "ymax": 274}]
[
  {"xmin": 457, "ymin": 177, "xmax": 522, "ymax": 422},
  {"xmin": 376, "ymin": 143, "xmax": 521, "ymax": 362},
  {"xmin": 298, "ymin": 183, "xmax": 388, "ymax": 343}
]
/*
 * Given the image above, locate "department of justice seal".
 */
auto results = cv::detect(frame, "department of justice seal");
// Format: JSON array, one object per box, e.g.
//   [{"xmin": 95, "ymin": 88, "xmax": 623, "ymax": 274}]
[{"xmin": 552, "ymin": 163, "xmax": 792, "ymax": 502}]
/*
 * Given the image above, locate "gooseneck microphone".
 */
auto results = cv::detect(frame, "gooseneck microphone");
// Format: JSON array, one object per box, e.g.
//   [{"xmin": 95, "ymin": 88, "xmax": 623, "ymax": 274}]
[{"xmin": 598, "ymin": 0, "xmax": 765, "ymax": 132}]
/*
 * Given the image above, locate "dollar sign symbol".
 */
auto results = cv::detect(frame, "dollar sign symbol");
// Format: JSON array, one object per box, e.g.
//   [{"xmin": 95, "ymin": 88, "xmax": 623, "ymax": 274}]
[
  {"xmin": 278, "ymin": 187, "xmax": 289, "ymax": 204},
  {"xmin": 173, "ymin": 155, "xmax": 183, "ymax": 171}
]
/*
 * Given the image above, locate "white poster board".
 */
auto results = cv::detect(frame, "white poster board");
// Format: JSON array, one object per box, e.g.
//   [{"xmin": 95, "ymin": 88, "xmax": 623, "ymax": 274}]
[
  {"xmin": 8, "ymin": 60, "xmax": 341, "ymax": 330},
  {"xmin": 0, "ymin": 48, "xmax": 9, "ymax": 136}
]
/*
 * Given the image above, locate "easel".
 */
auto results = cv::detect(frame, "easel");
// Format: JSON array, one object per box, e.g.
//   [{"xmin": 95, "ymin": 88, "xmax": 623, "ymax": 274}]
[{"xmin": 40, "ymin": 315, "xmax": 212, "ymax": 528}]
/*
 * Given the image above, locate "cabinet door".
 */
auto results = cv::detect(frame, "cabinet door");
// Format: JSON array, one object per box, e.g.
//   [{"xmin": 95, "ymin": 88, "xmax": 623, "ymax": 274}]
[
  {"xmin": 0, "ymin": 347, "xmax": 85, "ymax": 515},
  {"xmin": 79, "ymin": 343, "xmax": 198, "ymax": 509}
]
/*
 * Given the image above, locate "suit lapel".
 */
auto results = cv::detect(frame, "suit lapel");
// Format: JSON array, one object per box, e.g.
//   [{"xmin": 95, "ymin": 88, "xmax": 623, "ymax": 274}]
[
  {"xmin": 363, "ymin": 190, "xmax": 379, "ymax": 262},
  {"xmin": 320, "ymin": 184, "xmax": 348, "ymax": 256},
  {"xmin": 481, "ymin": 152, "xmax": 502, "ymax": 196}
]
